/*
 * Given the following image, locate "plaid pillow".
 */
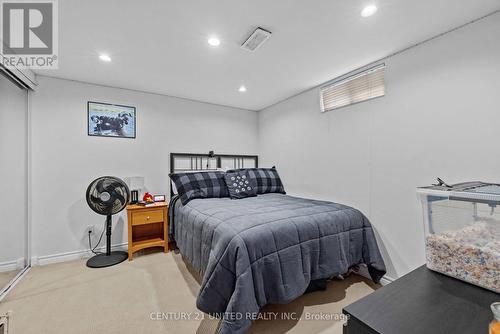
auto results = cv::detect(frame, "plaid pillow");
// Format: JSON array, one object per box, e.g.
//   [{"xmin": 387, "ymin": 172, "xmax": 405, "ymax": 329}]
[
  {"xmin": 226, "ymin": 167, "xmax": 286, "ymax": 194},
  {"xmin": 224, "ymin": 170, "xmax": 257, "ymax": 199},
  {"xmin": 169, "ymin": 171, "xmax": 229, "ymax": 205}
]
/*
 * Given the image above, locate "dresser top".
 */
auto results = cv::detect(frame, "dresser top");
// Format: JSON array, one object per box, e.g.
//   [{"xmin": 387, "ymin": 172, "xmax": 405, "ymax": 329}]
[
  {"xmin": 126, "ymin": 202, "xmax": 168, "ymax": 210},
  {"xmin": 343, "ymin": 266, "xmax": 499, "ymax": 334}
]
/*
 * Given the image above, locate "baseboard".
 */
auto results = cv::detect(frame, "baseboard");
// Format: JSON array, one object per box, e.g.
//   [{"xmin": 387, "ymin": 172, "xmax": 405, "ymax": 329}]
[
  {"xmin": 0, "ymin": 258, "xmax": 26, "ymax": 273},
  {"xmin": 0, "ymin": 260, "xmax": 16, "ymax": 273},
  {"xmin": 31, "ymin": 243, "xmax": 128, "ymax": 267},
  {"xmin": 354, "ymin": 264, "xmax": 395, "ymax": 286},
  {"xmin": 379, "ymin": 275, "xmax": 395, "ymax": 285}
]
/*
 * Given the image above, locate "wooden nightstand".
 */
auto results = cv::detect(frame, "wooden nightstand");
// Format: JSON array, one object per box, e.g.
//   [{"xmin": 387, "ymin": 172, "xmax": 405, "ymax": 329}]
[{"xmin": 126, "ymin": 202, "xmax": 168, "ymax": 260}]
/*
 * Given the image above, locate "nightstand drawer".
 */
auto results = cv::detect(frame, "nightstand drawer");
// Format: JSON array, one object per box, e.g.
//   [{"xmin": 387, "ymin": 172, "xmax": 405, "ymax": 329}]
[{"xmin": 131, "ymin": 210, "xmax": 163, "ymax": 226}]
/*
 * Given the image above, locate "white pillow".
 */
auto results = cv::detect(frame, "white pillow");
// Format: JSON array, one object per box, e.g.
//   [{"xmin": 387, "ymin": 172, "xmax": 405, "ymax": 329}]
[{"xmin": 171, "ymin": 180, "xmax": 178, "ymax": 195}]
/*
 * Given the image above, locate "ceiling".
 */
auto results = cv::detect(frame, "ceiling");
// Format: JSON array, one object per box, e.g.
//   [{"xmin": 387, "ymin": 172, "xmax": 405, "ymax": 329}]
[{"xmin": 37, "ymin": 0, "xmax": 500, "ymax": 110}]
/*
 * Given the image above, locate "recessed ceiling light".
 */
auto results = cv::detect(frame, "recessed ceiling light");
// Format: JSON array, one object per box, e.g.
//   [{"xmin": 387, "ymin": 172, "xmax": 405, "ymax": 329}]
[
  {"xmin": 99, "ymin": 54, "xmax": 111, "ymax": 62},
  {"xmin": 361, "ymin": 4, "xmax": 378, "ymax": 17},
  {"xmin": 238, "ymin": 86, "xmax": 247, "ymax": 93},
  {"xmin": 207, "ymin": 37, "xmax": 220, "ymax": 47}
]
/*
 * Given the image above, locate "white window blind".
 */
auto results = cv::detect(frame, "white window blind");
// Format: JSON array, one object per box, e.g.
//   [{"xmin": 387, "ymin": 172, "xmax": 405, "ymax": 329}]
[{"xmin": 320, "ymin": 64, "xmax": 385, "ymax": 112}]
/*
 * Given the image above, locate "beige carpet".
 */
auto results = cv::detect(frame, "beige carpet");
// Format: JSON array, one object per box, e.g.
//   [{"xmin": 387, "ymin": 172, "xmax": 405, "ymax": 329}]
[
  {"xmin": 0, "ymin": 270, "xmax": 19, "ymax": 291},
  {"xmin": 0, "ymin": 251, "xmax": 378, "ymax": 334}
]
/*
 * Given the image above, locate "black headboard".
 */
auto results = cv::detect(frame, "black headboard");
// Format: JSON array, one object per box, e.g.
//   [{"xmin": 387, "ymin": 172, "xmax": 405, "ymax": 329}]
[{"xmin": 169, "ymin": 152, "xmax": 258, "ymax": 197}]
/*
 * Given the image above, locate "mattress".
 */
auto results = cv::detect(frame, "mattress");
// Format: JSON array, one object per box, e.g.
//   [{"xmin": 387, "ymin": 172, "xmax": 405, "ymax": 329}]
[{"xmin": 169, "ymin": 193, "xmax": 386, "ymax": 333}]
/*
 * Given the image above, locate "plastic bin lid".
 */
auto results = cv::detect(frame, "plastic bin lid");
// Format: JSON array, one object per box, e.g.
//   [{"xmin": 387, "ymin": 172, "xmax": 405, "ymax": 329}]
[{"xmin": 417, "ymin": 181, "xmax": 500, "ymax": 204}]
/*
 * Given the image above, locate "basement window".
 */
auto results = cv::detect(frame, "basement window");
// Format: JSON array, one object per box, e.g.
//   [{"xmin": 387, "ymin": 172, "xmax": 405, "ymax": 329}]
[{"xmin": 320, "ymin": 64, "xmax": 385, "ymax": 112}]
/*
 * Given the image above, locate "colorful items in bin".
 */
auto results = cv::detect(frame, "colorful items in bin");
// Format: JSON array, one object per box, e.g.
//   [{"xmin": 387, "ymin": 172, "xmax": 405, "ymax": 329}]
[{"xmin": 426, "ymin": 221, "xmax": 500, "ymax": 293}]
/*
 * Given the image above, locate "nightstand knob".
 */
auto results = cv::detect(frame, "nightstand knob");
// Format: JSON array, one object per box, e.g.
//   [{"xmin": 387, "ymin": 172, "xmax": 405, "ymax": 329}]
[{"xmin": 147, "ymin": 216, "xmax": 150, "ymax": 220}]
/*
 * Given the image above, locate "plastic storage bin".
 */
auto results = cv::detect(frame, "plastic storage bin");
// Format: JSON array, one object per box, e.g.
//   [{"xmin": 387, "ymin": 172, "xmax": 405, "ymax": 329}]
[{"xmin": 417, "ymin": 181, "xmax": 500, "ymax": 293}]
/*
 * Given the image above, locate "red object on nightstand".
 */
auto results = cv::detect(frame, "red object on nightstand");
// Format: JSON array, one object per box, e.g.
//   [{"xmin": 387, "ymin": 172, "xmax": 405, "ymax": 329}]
[{"xmin": 143, "ymin": 192, "xmax": 153, "ymax": 202}]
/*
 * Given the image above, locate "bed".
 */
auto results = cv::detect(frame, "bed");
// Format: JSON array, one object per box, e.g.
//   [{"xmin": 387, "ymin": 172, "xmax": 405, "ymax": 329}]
[{"xmin": 168, "ymin": 153, "xmax": 386, "ymax": 334}]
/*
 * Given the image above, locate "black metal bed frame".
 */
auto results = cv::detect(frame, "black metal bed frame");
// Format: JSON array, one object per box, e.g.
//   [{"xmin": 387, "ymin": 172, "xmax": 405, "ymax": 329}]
[{"xmin": 169, "ymin": 152, "xmax": 258, "ymax": 197}]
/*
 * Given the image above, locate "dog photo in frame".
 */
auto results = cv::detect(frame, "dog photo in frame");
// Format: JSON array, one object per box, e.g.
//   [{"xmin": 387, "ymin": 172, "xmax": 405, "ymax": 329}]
[{"xmin": 88, "ymin": 101, "xmax": 136, "ymax": 138}]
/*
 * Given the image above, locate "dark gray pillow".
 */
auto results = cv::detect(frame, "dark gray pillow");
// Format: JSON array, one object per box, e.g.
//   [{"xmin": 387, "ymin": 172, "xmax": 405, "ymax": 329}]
[
  {"xmin": 224, "ymin": 170, "xmax": 257, "ymax": 199},
  {"xmin": 169, "ymin": 171, "xmax": 228, "ymax": 205},
  {"xmin": 226, "ymin": 167, "xmax": 286, "ymax": 194}
]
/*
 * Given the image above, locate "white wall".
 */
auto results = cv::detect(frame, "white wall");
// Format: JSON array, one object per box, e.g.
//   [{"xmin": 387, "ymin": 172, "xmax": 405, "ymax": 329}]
[
  {"xmin": 258, "ymin": 13, "xmax": 500, "ymax": 279},
  {"xmin": 30, "ymin": 76, "xmax": 258, "ymax": 260},
  {"xmin": 0, "ymin": 74, "xmax": 28, "ymax": 270}
]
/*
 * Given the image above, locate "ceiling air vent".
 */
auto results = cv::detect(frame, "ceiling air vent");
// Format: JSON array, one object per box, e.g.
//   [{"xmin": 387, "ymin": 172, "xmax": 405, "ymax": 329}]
[{"xmin": 241, "ymin": 27, "xmax": 272, "ymax": 52}]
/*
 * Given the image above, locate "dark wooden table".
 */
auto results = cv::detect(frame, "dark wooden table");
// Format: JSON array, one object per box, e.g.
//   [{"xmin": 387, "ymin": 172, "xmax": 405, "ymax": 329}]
[{"xmin": 343, "ymin": 265, "xmax": 499, "ymax": 334}]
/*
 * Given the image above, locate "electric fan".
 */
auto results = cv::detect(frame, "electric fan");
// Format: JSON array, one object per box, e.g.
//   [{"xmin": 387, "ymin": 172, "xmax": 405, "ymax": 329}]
[{"xmin": 85, "ymin": 176, "xmax": 130, "ymax": 268}]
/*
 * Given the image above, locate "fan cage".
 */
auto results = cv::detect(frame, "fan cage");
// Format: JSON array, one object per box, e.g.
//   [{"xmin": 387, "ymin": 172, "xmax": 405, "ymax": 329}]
[{"xmin": 86, "ymin": 176, "xmax": 130, "ymax": 215}]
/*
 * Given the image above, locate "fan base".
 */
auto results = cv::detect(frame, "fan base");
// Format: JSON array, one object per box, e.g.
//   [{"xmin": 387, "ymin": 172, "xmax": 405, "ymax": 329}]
[{"xmin": 86, "ymin": 251, "xmax": 128, "ymax": 268}]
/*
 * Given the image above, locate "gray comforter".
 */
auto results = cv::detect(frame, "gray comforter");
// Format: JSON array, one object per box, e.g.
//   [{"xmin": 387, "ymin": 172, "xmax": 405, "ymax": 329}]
[{"xmin": 170, "ymin": 193, "xmax": 386, "ymax": 333}]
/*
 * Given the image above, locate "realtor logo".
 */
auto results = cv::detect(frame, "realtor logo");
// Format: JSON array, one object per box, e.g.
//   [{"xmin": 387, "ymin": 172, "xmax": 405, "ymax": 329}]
[{"xmin": 0, "ymin": 0, "xmax": 58, "ymax": 69}]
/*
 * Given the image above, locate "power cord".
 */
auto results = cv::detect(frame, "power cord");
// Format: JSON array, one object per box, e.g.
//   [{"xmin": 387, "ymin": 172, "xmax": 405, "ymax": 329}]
[{"xmin": 88, "ymin": 219, "xmax": 106, "ymax": 255}]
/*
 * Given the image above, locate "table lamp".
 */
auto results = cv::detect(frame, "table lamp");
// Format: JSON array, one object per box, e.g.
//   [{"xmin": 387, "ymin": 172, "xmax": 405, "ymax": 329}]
[{"xmin": 125, "ymin": 176, "xmax": 144, "ymax": 204}]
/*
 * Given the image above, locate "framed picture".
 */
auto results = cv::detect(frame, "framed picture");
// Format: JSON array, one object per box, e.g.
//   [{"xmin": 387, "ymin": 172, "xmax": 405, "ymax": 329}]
[{"xmin": 88, "ymin": 101, "xmax": 136, "ymax": 138}]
